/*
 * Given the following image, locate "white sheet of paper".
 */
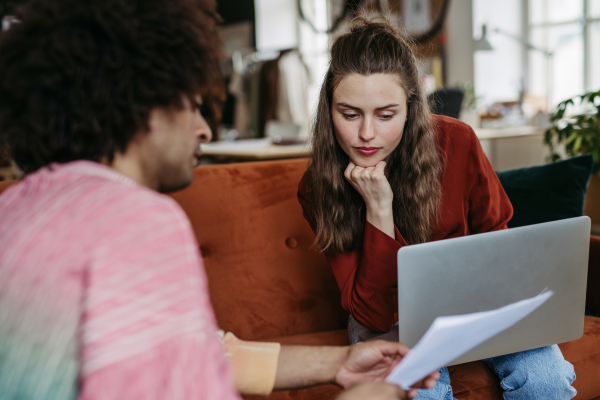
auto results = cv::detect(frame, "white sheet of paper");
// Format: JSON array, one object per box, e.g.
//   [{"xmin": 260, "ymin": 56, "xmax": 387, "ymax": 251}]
[{"xmin": 385, "ymin": 290, "xmax": 554, "ymax": 390}]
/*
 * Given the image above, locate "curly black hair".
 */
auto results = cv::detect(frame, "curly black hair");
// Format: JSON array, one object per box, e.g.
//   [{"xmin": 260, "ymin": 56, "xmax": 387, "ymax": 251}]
[{"xmin": 0, "ymin": 0, "xmax": 224, "ymax": 173}]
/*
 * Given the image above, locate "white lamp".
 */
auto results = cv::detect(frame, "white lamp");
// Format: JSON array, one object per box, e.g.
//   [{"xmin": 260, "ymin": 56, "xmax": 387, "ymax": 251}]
[
  {"xmin": 473, "ymin": 24, "xmax": 493, "ymax": 52},
  {"xmin": 474, "ymin": 24, "xmax": 554, "ymax": 112}
]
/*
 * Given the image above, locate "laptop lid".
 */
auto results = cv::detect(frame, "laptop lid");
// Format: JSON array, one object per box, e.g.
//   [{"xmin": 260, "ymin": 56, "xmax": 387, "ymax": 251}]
[{"xmin": 394, "ymin": 216, "xmax": 590, "ymax": 366}]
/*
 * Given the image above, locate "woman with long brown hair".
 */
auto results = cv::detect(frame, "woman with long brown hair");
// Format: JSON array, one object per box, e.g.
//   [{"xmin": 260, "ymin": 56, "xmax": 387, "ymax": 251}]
[{"xmin": 298, "ymin": 15, "xmax": 576, "ymax": 400}]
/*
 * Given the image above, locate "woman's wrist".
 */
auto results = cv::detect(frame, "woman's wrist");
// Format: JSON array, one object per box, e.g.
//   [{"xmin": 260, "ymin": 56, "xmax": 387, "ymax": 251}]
[
  {"xmin": 366, "ymin": 206, "xmax": 395, "ymax": 239},
  {"xmin": 366, "ymin": 204, "xmax": 393, "ymax": 220}
]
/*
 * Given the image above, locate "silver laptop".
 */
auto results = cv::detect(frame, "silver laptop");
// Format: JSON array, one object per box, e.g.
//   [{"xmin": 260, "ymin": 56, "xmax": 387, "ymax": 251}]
[{"xmin": 363, "ymin": 216, "xmax": 590, "ymax": 366}]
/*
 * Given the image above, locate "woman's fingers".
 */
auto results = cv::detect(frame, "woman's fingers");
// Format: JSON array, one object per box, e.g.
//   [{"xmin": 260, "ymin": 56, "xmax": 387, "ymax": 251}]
[
  {"xmin": 345, "ymin": 161, "xmax": 392, "ymax": 212},
  {"xmin": 351, "ymin": 165, "xmax": 366, "ymax": 181},
  {"xmin": 374, "ymin": 161, "xmax": 387, "ymax": 177},
  {"xmin": 344, "ymin": 162, "xmax": 356, "ymax": 181},
  {"xmin": 346, "ymin": 162, "xmax": 383, "ymax": 183},
  {"xmin": 345, "ymin": 162, "xmax": 364, "ymax": 182}
]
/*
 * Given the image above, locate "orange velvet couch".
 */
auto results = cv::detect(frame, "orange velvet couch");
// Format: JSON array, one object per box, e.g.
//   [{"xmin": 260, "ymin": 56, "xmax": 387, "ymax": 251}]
[
  {"xmin": 169, "ymin": 158, "xmax": 600, "ymax": 400},
  {"xmin": 1, "ymin": 158, "xmax": 599, "ymax": 399}
]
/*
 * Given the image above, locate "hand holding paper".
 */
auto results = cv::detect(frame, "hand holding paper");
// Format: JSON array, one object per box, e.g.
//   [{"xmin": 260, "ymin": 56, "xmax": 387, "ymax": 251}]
[
  {"xmin": 335, "ymin": 340, "xmax": 439, "ymax": 395},
  {"xmin": 386, "ymin": 290, "xmax": 554, "ymax": 390}
]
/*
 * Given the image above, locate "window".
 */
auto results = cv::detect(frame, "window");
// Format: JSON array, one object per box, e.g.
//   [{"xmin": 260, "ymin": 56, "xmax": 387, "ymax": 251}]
[
  {"xmin": 527, "ymin": 0, "xmax": 600, "ymax": 109},
  {"xmin": 472, "ymin": 0, "xmax": 524, "ymax": 107}
]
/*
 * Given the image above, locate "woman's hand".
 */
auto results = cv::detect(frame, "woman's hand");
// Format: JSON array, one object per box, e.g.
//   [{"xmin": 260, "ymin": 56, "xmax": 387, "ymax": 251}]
[{"xmin": 344, "ymin": 161, "xmax": 395, "ymax": 238}]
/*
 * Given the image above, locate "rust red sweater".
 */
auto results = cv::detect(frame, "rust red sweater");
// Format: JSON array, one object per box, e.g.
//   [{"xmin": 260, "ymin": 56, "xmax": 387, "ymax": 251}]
[{"xmin": 297, "ymin": 116, "xmax": 513, "ymax": 332}]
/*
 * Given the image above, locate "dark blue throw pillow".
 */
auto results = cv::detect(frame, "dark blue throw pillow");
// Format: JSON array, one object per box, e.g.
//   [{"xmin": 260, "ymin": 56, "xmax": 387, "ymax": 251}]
[
  {"xmin": 496, "ymin": 154, "xmax": 595, "ymax": 315},
  {"xmin": 496, "ymin": 154, "xmax": 594, "ymax": 229}
]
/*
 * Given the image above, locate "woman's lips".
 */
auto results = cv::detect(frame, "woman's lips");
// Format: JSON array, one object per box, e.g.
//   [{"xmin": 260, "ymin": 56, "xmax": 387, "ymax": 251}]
[{"xmin": 354, "ymin": 147, "xmax": 381, "ymax": 156}]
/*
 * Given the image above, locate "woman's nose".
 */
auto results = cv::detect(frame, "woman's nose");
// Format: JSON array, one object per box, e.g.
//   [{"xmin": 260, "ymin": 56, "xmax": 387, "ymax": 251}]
[{"xmin": 359, "ymin": 118, "xmax": 376, "ymax": 142}]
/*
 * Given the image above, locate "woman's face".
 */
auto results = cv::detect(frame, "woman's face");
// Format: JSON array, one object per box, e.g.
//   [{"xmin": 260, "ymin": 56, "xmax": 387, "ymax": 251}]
[{"xmin": 331, "ymin": 73, "xmax": 408, "ymax": 168}]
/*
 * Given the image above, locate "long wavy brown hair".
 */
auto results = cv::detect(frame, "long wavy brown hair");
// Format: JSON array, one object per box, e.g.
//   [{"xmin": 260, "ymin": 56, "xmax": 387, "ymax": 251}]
[{"xmin": 304, "ymin": 15, "xmax": 443, "ymax": 253}]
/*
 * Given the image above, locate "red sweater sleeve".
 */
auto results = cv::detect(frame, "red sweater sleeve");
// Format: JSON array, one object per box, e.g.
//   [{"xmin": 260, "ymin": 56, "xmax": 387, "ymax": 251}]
[
  {"xmin": 466, "ymin": 129, "xmax": 513, "ymax": 233},
  {"xmin": 297, "ymin": 177, "xmax": 405, "ymax": 332},
  {"xmin": 328, "ymin": 223, "xmax": 407, "ymax": 332}
]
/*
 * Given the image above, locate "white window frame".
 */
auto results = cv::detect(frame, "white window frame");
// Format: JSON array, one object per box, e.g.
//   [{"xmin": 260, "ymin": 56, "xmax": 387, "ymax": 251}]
[{"xmin": 524, "ymin": 0, "xmax": 600, "ymax": 107}]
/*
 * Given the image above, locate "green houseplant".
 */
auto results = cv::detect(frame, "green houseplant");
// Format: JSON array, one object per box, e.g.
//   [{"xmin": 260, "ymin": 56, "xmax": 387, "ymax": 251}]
[
  {"xmin": 545, "ymin": 88, "xmax": 600, "ymax": 224},
  {"xmin": 545, "ymin": 88, "xmax": 600, "ymax": 173}
]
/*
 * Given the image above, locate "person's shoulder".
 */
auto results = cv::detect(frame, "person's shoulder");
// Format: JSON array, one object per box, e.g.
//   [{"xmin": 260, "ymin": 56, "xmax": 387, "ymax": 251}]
[
  {"xmin": 103, "ymin": 183, "xmax": 187, "ymax": 223},
  {"xmin": 432, "ymin": 115, "xmax": 477, "ymax": 142},
  {"xmin": 83, "ymin": 182, "xmax": 196, "ymax": 253},
  {"xmin": 46, "ymin": 164, "xmax": 189, "ymax": 227},
  {"xmin": 432, "ymin": 114, "xmax": 479, "ymax": 157}
]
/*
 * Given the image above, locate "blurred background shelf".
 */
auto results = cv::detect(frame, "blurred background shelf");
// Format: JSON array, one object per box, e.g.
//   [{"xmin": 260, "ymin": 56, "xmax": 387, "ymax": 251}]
[
  {"xmin": 200, "ymin": 138, "xmax": 310, "ymax": 161},
  {"xmin": 200, "ymin": 126, "xmax": 549, "ymax": 171}
]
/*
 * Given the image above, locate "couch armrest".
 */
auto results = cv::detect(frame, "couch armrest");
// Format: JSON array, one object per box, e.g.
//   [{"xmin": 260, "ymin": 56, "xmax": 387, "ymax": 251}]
[{"xmin": 587, "ymin": 235, "xmax": 600, "ymax": 312}]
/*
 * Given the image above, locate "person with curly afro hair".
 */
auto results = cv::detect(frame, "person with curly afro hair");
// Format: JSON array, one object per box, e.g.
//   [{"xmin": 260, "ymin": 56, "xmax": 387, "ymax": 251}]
[{"xmin": 0, "ymin": 1, "xmax": 438, "ymax": 399}]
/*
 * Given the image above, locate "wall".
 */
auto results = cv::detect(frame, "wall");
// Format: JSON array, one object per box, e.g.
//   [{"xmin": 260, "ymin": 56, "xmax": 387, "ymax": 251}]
[
  {"xmin": 472, "ymin": 0, "xmax": 524, "ymax": 105},
  {"xmin": 446, "ymin": 0, "xmax": 475, "ymax": 87},
  {"xmin": 254, "ymin": 0, "xmax": 298, "ymax": 51}
]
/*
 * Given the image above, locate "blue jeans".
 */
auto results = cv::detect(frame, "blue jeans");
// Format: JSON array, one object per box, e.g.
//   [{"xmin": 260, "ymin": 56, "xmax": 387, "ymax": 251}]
[{"xmin": 348, "ymin": 316, "xmax": 577, "ymax": 399}]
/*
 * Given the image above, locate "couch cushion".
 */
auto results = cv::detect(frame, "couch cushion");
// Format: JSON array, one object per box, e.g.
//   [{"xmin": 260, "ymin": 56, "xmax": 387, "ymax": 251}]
[
  {"xmin": 169, "ymin": 159, "xmax": 348, "ymax": 341},
  {"xmin": 267, "ymin": 329, "xmax": 349, "ymax": 346},
  {"xmin": 588, "ymin": 236, "xmax": 600, "ymax": 314},
  {"xmin": 496, "ymin": 154, "xmax": 594, "ymax": 228},
  {"xmin": 244, "ymin": 384, "xmax": 342, "ymax": 400},
  {"xmin": 558, "ymin": 316, "xmax": 600, "ymax": 400},
  {"xmin": 448, "ymin": 361, "xmax": 502, "ymax": 399}
]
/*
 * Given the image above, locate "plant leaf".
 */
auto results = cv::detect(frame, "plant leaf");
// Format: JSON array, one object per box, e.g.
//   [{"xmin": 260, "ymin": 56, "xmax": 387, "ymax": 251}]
[
  {"xmin": 545, "ymin": 90, "xmax": 600, "ymax": 174},
  {"xmin": 573, "ymin": 136, "xmax": 583, "ymax": 154},
  {"xmin": 564, "ymin": 132, "xmax": 578, "ymax": 145},
  {"xmin": 544, "ymin": 129, "xmax": 553, "ymax": 145}
]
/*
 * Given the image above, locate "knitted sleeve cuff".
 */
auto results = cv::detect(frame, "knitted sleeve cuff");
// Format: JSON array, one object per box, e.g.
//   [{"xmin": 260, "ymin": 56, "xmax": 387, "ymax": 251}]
[{"xmin": 221, "ymin": 332, "xmax": 281, "ymax": 397}]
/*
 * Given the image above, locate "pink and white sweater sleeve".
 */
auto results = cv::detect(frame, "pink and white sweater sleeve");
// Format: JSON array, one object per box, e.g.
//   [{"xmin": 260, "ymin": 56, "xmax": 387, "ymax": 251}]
[{"xmin": 77, "ymin": 193, "xmax": 240, "ymax": 400}]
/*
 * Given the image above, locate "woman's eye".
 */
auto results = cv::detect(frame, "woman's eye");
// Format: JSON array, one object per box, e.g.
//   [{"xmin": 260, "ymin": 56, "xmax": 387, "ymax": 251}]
[
  {"xmin": 379, "ymin": 114, "xmax": 394, "ymax": 120},
  {"xmin": 343, "ymin": 113, "xmax": 359, "ymax": 120}
]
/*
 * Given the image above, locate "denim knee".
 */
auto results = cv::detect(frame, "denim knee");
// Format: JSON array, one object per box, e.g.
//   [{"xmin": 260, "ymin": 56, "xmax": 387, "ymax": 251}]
[
  {"xmin": 414, "ymin": 367, "xmax": 456, "ymax": 400},
  {"xmin": 347, "ymin": 315, "xmax": 365, "ymax": 344},
  {"xmin": 484, "ymin": 345, "xmax": 576, "ymax": 400}
]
